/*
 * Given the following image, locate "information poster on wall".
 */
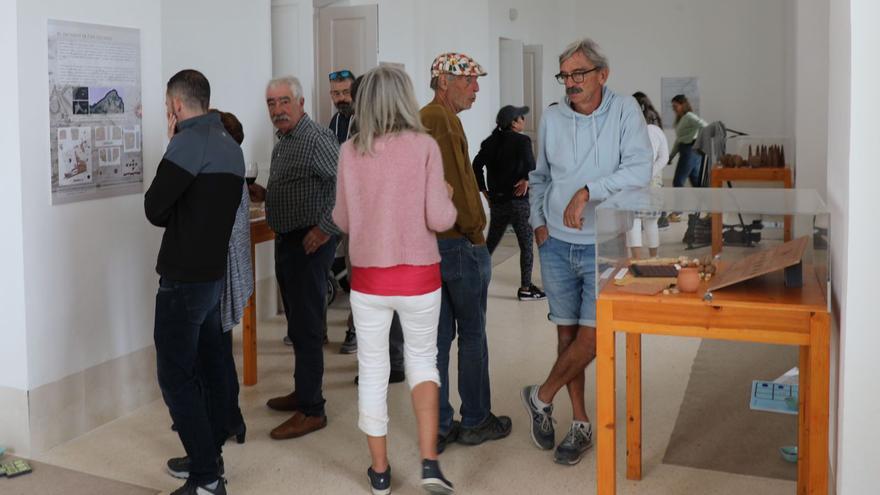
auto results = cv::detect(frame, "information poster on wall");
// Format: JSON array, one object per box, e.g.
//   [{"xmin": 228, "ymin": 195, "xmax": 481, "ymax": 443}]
[
  {"xmin": 48, "ymin": 20, "xmax": 143, "ymax": 205},
  {"xmin": 661, "ymin": 77, "xmax": 700, "ymax": 130}
]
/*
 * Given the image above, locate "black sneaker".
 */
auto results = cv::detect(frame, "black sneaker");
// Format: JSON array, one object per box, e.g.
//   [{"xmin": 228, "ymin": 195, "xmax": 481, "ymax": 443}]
[
  {"xmin": 170, "ymin": 478, "xmax": 227, "ymax": 495},
  {"xmin": 520, "ymin": 385, "xmax": 555, "ymax": 450},
  {"xmin": 457, "ymin": 413, "xmax": 512, "ymax": 446},
  {"xmin": 657, "ymin": 214, "xmax": 670, "ymax": 230},
  {"xmin": 367, "ymin": 465, "xmax": 391, "ymax": 495},
  {"xmin": 421, "ymin": 459, "xmax": 454, "ymax": 495},
  {"xmin": 437, "ymin": 420, "xmax": 460, "ymax": 454},
  {"xmin": 282, "ymin": 335, "xmax": 293, "ymax": 346},
  {"xmin": 517, "ymin": 284, "xmax": 547, "ymax": 301},
  {"xmin": 554, "ymin": 422, "xmax": 593, "ymax": 465},
  {"xmin": 166, "ymin": 456, "xmax": 224, "ymax": 480},
  {"xmin": 340, "ymin": 328, "xmax": 357, "ymax": 354}
]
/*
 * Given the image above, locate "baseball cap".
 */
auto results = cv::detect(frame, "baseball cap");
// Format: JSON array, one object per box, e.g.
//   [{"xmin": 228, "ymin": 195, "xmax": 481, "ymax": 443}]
[
  {"xmin": 496, "ymin": 105, "xmax": 530, "ymax": 129},
  {"xmin": 430, "ymin": 52, "xmax": 487, "ymax": 78}
]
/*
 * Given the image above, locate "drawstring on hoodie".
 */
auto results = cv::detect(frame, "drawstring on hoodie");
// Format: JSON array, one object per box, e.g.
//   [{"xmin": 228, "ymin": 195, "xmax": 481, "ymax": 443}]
[
  {"xmin": 591, "ymin": 113, "xmax": 599, "ymax": 168},
  {"xmin": 571, "ymin": 112, "xmax": 601, "ymax": 169}
]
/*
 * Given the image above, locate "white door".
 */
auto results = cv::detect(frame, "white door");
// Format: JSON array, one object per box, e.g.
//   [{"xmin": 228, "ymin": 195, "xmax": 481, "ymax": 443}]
[
  {"xmin": 316, "ymin": 5, "xmax": 378, "ymax": 126},
  {"xmin": 499, "ymin": 38, "xmax": 524, "ymax": 108},
  {"xmin": 523, "ymin": 44, "xmax": 543, "ymax": 149}
]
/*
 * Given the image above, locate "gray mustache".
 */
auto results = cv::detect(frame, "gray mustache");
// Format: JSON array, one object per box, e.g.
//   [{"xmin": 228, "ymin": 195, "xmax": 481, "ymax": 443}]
[
  {"xmin": 566, "ymin": 87, "xmax": 583, "ymax": 95},
  {"xmin": 272, "ymin": 115, "xmax": 291, "ymax": 123}
]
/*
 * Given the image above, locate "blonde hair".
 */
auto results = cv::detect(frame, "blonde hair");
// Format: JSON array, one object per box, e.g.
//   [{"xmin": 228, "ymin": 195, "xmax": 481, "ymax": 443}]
[{"xmin": 352, "ymin": 66, "xmax": 424, "ymax": 155}]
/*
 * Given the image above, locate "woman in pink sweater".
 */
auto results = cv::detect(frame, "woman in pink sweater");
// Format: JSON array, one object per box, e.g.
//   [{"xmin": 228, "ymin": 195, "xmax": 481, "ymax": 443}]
[{"xmin": 332, "ymin": 66, "xmax": 457, "ymax": 495}]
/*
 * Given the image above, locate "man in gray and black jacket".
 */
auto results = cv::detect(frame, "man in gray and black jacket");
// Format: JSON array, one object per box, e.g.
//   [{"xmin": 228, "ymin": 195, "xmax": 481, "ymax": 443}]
[{"xmin": 145, "ymin": 69, "xmax": 244, "ymax": 495}]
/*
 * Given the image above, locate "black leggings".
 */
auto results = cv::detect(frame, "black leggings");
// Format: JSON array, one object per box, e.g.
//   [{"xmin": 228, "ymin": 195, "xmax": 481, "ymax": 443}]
[{"xmin": 485, "ymin": 197, "xmax": 533, "ymax": 288}]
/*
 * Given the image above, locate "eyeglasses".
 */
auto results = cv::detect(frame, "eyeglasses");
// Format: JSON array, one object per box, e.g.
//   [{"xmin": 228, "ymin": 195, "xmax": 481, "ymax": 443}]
[
  {"xmin": 329, "ymin": 70, "xmax": 353, "ymax": 81},
  {"xmin": 555, "ymin": 67, "xmax": 601, "ymax": 84}
]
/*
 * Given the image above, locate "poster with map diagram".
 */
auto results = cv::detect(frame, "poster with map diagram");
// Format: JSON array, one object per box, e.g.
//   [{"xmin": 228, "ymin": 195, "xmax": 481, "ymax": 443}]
[{"xmin": 48, "ymin": 20, "xmax": 142, "ymax": 204}]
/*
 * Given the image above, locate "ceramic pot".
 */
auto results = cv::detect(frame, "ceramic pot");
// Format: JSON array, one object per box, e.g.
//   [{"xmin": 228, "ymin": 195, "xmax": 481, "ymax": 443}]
[{"xmin": 677, "ymin": 267, "xmax": 701, "ymax": 293}]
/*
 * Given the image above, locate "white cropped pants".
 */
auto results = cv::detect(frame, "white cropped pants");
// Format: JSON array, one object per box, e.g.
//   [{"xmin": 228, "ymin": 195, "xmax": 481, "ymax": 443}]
[{"xmin": 350, "ymin": 289, "xmax": 442, "ymax": 436}]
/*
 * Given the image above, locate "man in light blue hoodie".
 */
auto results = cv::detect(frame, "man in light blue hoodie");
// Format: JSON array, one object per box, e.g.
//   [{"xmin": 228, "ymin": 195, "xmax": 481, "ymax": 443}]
[{"xmin": 520, "ymin": 38, "xmax": 652, "ymax": 466}]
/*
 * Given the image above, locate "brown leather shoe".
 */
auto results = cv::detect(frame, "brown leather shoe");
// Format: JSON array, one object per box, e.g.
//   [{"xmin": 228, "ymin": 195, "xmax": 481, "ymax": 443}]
[
  {"xmin": 266, "ymin": 391, "xmax": 299, "ymax": 411},
  {"xmin": 270, "ymin": 412, "xmax": 327, "ymax": 440}
]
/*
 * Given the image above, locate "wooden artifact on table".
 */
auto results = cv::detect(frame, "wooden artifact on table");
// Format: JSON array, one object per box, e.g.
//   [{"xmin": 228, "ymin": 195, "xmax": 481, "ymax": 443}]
[
  {"xmin": 746, "ymin": 144, "xmax": 786, "ymax": 168},
  {"xmin": 707, "ymin": 236, "xmax": 808, "ymax": 292}
]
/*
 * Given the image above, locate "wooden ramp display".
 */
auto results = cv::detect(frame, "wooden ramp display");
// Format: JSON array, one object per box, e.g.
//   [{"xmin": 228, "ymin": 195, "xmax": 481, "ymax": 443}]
[{"xmin": 708, "ymin": 236, "xmax": 808, "ymax": 292}]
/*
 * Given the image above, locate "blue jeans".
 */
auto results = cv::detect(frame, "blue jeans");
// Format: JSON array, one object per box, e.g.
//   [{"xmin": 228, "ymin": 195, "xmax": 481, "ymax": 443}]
[
  {"xmin": 154, "ymin": 277, "xmax": 227, "ymax": 484},
  {"xmin": 673, "ymin": 142, "xmax": 704, "ymax": 187},
  {"xmin": 538, "ymin": 237, "xmax": 597, "ymax": 327},
  {"xmin": 437, "ymin": 238, "xmax": 492, "ymax": 432}
]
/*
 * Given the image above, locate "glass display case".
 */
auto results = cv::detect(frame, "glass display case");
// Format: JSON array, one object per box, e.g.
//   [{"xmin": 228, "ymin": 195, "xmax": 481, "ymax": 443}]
[{"xmin": 595, "ymin": 187, "xmax": 829, "ymax": 303}]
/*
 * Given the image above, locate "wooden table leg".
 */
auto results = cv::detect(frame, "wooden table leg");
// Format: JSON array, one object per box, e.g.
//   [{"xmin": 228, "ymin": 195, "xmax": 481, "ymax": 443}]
[
  {"xmin": 711, "ymin": 213, "xmax": 723, "ymax": 255},
  {"xmin": 596, "ymin": 299, "xmax": 617, "ymax": 495},
  {"xmin": 626, "ymin": 333, "xmax": 642, "ymax": 480},
  {"xmin": 798, "ymin": 345, "xmax": 811, "ymax": 495},
  {"xmin": 242, "ymin": 243, "xmax": 258, "ymax": 386},
  {"xmin": 808, "ymin": 312, "xmax": 830, "ymax": 494}
]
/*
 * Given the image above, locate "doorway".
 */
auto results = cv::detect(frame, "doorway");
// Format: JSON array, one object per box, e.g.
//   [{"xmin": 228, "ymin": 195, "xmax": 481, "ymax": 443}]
[{"xmin": 315, "ymin": 5, "xmax": 378, "ymax": 126}]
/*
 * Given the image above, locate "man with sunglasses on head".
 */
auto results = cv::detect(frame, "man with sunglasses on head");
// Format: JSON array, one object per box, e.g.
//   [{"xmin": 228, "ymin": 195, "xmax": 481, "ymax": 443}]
[
  {"xmin": 520, "ymin": 38, "xmax": 652, "ymax": 466},
  {"xmin": 421, "ymin": 52, "xmax": 513, "ymax": 454},
  {"xmin": 328, "ymin": 69, "xmax": 356, "ymax": 144}
]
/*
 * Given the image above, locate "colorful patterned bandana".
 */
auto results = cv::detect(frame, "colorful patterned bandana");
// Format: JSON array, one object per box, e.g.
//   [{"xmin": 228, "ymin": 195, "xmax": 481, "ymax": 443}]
[{"xmin": 430, "ymin": 52, "xmax": 487, "ymax": 78}]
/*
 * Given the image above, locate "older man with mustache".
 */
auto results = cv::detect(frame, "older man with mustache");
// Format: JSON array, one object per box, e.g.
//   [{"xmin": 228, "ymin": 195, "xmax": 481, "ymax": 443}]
[
  {"xmin": 521, "ymin": 38, "xmax": 652, "ymax": 466},
  {"xmin": 262, "ymin": 76, "xmax": 341, "ymax": 440}
]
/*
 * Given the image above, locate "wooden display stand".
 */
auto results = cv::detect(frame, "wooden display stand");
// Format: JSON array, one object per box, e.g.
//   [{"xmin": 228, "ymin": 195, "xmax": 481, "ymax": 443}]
[
  {"xmin": 243, "ymin": 216, "xmax": 275, "ymax": 386},
  {"xmin": 595, "ymin": 264, "xmax": 830, "ymax": 495},
  {"xmin": 710, "ymin": 166, "xmax": 794, "ymax": 254}
]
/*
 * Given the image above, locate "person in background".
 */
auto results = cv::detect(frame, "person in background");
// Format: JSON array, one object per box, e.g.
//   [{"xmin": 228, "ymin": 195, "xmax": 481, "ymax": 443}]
[
  {"xmin": 145, "ymin": 69, "xmax": 244, "ymax": 495},
  {"xmin": 473, "ymin": 104, "xmax": 545, "ymax": 301},
  {"xmin": 334, "ymin": 66, "xmax": 458, "ymax": 495},
  {"xmin": 626, "ymin": 92, "xmax": 670, "ymax": 258},
  {"xmin": 328, "ymin": 69, "xmax": 356, "ymax": 143},
  {"xmin": 669, "ymin": 94, "xmax": 707, "ymax": 192},
  {"xmin": 421, "ymin": 51, "xmax": 513, "ymax": 454}
]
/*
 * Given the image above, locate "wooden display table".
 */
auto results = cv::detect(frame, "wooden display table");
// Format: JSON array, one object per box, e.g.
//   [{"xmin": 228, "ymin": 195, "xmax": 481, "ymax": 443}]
[
  {"xmin": 243, "ymin": 214, "xmax": 275, "ymax": 386},
  {"xmin": 595, "ymin": 265, "xmax": 830, "ymax": 495},
  {"xmin": 710, "ymin": 166, "xmax": 794, "ymax": 255}
]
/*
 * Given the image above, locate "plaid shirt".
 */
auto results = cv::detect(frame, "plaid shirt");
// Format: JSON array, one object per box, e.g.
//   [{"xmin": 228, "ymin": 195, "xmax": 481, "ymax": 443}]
[{"xmin": 266, "ymin": 114, "xmax": 341, "ymax": 236}]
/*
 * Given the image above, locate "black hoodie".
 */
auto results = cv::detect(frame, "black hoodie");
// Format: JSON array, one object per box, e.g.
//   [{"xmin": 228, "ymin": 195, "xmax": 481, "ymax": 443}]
[{"xmin": 472, "ymin": 128, "xmax": 536, "ymax": 202}]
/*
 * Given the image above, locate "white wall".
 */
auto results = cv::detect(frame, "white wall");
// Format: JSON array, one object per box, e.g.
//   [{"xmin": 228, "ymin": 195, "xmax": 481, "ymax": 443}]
[
  {"xmin": 573, "ymin": 0, "xmax": 789, "ymax": 143},
  {"xmin": 162, "ymin": 0, "xmax": 274, "ymax": 176},
  {"xmin": 1, "ymin": 0, "xmax": 28, "ymax": 391},
  {"xmin": 165, "ymin": 0, "xmax": 276, "ymax": 296},
  {"xmin": 338, "ymin": 0, "xmax": 790, "ymax": 162},
  {"xmin": 487, "ymin": 0, "xmax": 578, "ymax": 110},
  {"xmin": 825, "ymin": 0, "xmax": 850, "ymax": 486},
  {"xmin": 17, "ymin": 0, "xmax": 164, "ymax": 389},
  {"xmin": 834, "ymin": 0, "xmax": 880, "ymax": 492},
  {"xmin": 793, "ymin": 0, "xmax": 829, "ymax": 195}
]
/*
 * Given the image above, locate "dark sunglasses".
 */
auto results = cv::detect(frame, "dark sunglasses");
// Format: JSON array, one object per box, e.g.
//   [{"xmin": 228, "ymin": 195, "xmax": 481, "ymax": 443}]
[{"xmin": 329, "ymin": 70, "xmax": 353, "ymax": 81}]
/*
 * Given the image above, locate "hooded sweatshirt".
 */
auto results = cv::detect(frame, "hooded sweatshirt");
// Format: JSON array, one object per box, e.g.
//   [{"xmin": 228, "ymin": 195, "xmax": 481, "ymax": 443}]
[{"xmin": 529, "ymin": 87, "xmax": 653, "ymax": 245}]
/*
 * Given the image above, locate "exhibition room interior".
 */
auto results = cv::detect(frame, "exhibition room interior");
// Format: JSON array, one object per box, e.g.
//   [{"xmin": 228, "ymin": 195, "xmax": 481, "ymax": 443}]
[{"xmin": 0, "ymin": 0, "xmax": 878, "ymax": 494}]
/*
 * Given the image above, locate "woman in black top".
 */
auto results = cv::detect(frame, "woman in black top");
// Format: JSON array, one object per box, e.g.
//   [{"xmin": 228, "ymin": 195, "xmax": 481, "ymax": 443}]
[{"xmin": 473, "ymin": 105, "xmax": 545, "ymax": 301}]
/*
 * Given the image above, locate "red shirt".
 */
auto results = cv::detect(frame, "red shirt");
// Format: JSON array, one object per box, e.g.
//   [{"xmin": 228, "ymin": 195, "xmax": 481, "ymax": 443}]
[{"xmin": 351, "ymin": 264, "xmax": 441, "ymax": 296}]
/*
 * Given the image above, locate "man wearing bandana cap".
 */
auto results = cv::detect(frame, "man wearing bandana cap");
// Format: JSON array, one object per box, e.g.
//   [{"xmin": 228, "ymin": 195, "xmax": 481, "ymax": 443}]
[{"xmin": 420, "ymin": 52, "xmax": 513, "ymax": 454}]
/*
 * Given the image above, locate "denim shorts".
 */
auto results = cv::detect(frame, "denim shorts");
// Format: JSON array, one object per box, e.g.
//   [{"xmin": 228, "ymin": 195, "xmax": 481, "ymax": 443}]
[{"xmin": 537, "ymin": 236, "xmax": 596, "ymax": 327}]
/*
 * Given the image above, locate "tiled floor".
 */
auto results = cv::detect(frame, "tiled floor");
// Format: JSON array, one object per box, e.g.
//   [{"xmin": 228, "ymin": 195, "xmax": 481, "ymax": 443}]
[{"xmin": 38, "ymin": 238, "xmax": 795, "ymax": 494}]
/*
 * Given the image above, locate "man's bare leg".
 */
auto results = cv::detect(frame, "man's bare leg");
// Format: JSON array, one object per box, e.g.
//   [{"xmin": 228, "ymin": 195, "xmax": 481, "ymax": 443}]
[{"xmin": 537, "ymin": 325, "xmax": 597, "ymax": 422}]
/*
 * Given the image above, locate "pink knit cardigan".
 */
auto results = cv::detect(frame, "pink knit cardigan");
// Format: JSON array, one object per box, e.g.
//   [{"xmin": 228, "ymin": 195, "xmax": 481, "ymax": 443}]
[{"xmin": 332, "ymin": 131, "xmax": 457, "ymax": 268}]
